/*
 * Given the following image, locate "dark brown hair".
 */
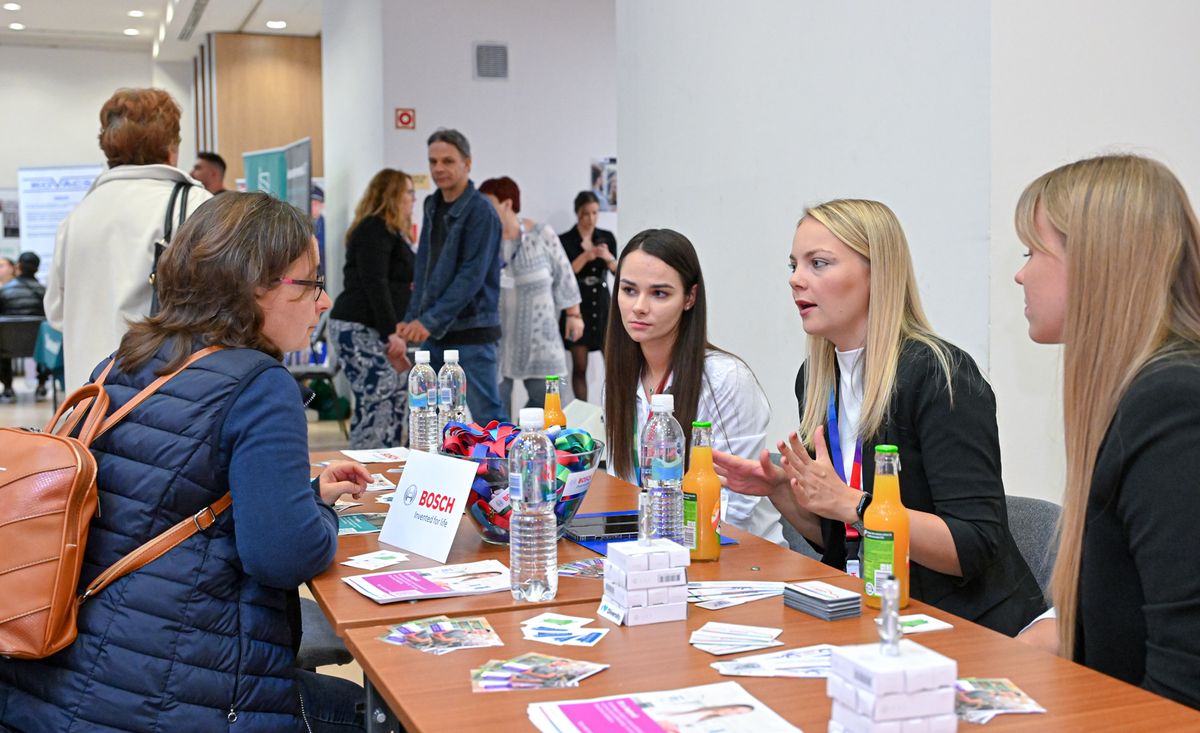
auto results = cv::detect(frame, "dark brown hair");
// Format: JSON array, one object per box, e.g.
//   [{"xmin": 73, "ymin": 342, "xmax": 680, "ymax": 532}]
[
  {"xmin": 98, "ymin": 88, "xmax": 182, "ymax": 167},
  {"xmin": 478, "ymin": 176, "xmax": 521, "ymax": 213},
  {"xmin": 604, "ymin": 229, "xmax": 714, "ymax": 480},
  {"xmin": 116, "ymin": 192, "xmax": 314, "ymax": 374}
]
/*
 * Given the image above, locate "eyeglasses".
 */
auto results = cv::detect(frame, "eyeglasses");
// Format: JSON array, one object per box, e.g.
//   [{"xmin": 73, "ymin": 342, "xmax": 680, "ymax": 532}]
[{"xmin": 275, "ymin": 275, "xmax": 326, "ymax": 301}]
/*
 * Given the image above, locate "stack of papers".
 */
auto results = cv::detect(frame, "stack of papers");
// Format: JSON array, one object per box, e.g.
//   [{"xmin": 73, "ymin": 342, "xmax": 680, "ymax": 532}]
[
  {"xmin": 471, "ymin": 653, "xmax": 609, "ymax": 693},
  {"xmin": 520, "ymin": 612, "xmax": 609, "ymax": 647},
  {"xmin": 711, "ymin": 643, "xmax": 836, "ymax": 678},
  {"xmin": 955, "ymin": 678, "xmax": 1046, "ymax": 723},
  {"xmin": 900, "ymin": 614, "xmax": 954, "ymax": 634},
  {"xmin": 379, "ymin": 615, "xmax": 503, "ymax": 655},
  {"xmin": 528, "ymin": 681, "xmax": 801, "ymax": 732},
  {"xmin": 784, "ymin": 580, "xmax": 862, "ymax": 620},
  {"xmin": 341, "ymin": 447, "xmax": 410, "ymax": 463},
  {"xmin": 344, "ymin": 559, "xmax": 510, "ymax": 603},
  {"xmin": 558, "ymin": 558, "xmax": 605, "ymax": 579},
  {"xmin": 687, "ymin": 580, "xmax": 784, "ymax": 609},
  {"xmin": 689, "ymin": 621, "xmax": 784, "ymax": 655}
]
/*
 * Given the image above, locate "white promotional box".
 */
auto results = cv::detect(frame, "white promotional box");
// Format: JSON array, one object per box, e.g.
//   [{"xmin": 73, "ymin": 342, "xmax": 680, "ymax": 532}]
[
  {"xmin": 603, "ymin": 561, "xmax": 687, "ymax": 592},
  {"xmin": 827, "ymin": 675, "xmax": 954, "ymax": 722},
  {"xmin": 829, "ymin": 640, "xmax": 957, "ymax": 696},
  {"xmin": 603, "ymin": 577, "xmax": 689, "ymax": 608},
  {"xmin": 829, "ymin": 702, "xmax": 956, "ymax": 733},
  {"xmin": 605, "ymin": 538, "xmax": 690, "ymax": 572}
]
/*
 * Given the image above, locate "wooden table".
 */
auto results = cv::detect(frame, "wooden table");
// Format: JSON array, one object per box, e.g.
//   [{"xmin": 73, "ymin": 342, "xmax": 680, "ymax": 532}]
[
  {"xmin": 345, "ymin": 574, "xmax": 1200, "ymax": 732},
  {"xmin": 307, "ymin": 452, "xmax": 843, "ymax": 635}
]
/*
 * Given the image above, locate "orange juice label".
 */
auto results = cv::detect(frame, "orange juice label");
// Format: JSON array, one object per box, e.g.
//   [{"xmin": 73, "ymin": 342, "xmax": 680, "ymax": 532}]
[
  {"xmin": 862, "ymin": 529, "xmax": 895, "ymax": 598},
  {"xmin": 683, "ymin": 491, "xmax": 698, "ymax": 550}
]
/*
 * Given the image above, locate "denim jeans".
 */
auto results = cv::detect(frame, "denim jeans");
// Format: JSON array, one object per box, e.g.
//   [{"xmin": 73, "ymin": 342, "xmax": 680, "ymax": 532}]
[
  {"xmin": 294, "ymin": 669, "xmax": 366, "ymax": 733},
  {"xmin": 426, "ymin": 340, "xmax": 505, "ymax": 425},
  {"xmin": 499, "ymin": 376, "xmax": 547, "ymax": 421}
]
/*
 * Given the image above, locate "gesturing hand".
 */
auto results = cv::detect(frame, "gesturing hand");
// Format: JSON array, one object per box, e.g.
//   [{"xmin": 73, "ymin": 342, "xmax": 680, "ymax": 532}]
[
  {"xmin": 712, "ymin": 449, "xmax": 787, "ymax": 498},
  {"xmin": 386, "ymin": 334, "xmax": 412, "ymax": 372},
  {"xmin": 318, "ymin": 461, "xmax": 373, "ymax": 506},
  {"xmin": 777, "ymin": 427, "xmax": 859, "ymax": 524}
]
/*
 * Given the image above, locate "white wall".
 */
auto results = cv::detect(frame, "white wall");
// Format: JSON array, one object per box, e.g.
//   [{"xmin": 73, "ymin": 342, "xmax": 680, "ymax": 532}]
[
  {"xmin": 152, "ymin": 60, "xmax": 198, "ymax": 173},
  {"xmin": 0, "ymin": 44, "xmax": 152, "ymax": 187},
  {"xmin": 989, "ymin": 0, "xmax": 1200, "ymax": 502},
  {"xmin": 616, "ymin": 0, "xmax": 992, "ymax": 449},
  {"xmin": 320, "ymin": 0, "xmax": 387, "ymax": 296},
  {"xmin": 380, "ymin": 0, "xmax": 617, "ymax": 235}
]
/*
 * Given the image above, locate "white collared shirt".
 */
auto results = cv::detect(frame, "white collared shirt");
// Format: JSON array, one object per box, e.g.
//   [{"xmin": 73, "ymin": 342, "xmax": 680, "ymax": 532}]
[
  {"xmin": 835, "ymin": 347, "xmax": 865, "ymax": 482},
  {"xmin": 612, "ymin": 350, "xmax": 785, "ymax": 546}
]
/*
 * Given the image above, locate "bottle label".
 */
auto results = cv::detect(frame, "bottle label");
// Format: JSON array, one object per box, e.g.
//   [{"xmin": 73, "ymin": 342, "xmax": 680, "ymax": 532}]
[
  {"xmin": 682, "ymin": 491, "xmax": 698, "ymax": 550},
  {"xmin": 439, "ymin": 387, "xmax": 452, "ymax": 407},
  {"xmin": 409, "ymin": 392, "xmax": 428, "ymax": 409},
  {"xmin": 711, "ymin": 500, "xmax": 721, "ymax": 537},
  {"xmin": 650, "ymin": 456, "xmax": 683, "ymax": 482},
  {"xmin": 862, "ymin": 529, "xmax": 895, "ymax": 597}
]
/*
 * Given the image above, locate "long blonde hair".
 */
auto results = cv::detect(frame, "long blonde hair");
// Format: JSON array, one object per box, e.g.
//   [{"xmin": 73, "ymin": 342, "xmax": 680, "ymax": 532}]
[
  {"xmin": 1015, "ymin": 154, "xmax": 1200, "ymax": 657},
  {"xmin": 799, "ymin": 199, "xmax": 954, "ymax": 446},
  {"xmin": 348, "ymin": 168, "xmax": 413, "ymax": 240}
]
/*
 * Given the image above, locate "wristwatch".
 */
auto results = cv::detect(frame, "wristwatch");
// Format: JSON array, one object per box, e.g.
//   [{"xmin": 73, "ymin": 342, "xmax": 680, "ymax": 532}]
[{"xmin": 851, "ymin": 492, "xmax": 873, "ymax": 533}]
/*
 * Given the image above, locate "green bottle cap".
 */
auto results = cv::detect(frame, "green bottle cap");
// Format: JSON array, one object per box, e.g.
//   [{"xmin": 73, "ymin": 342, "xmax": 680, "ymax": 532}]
[
  {"xmin": 545, "ymin": 375, "xmax": 560, "ymax": 381},
  {"xmin": 875, "ymin": 444, "xmax": 899, "ymax": 454},
  {"xmin": 692, "ymin": 420, "xmax": 712, "ymax": 428}
]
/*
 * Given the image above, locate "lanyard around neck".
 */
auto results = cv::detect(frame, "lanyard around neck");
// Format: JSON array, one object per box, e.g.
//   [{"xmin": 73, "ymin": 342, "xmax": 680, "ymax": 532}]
[{"xmin": 826, "ymin": 387, "xmax": 862, "ymax": 490}]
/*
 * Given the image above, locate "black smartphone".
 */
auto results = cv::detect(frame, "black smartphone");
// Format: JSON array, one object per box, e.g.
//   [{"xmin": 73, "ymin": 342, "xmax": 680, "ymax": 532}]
[{"xmin": 565, "ymin": 512, "xmax": 640, "ymax": 542}]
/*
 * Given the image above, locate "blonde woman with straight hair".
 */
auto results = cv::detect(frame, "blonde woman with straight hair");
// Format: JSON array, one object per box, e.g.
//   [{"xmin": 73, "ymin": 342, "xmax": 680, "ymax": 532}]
[
  {"xmin": 1014, "ymin": 154, "xmax": 1200, "ymax": 709},
  {"xmin": 717, "ymin": 199, "xmax": 1045, "ymax": 635},
  {"xmin": 329, "ymin": 168, "xmax": 417, "ymax": 448}
]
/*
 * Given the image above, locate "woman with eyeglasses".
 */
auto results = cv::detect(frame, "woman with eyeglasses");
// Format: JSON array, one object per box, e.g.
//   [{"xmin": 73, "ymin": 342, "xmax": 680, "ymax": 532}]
[
  {"xmin": 329, "ymin": 169, "xmax": 417, "ymax": 449},
  {"xmin": 0, "ymin": 192, "xmax": 371, "ymax": 732}
]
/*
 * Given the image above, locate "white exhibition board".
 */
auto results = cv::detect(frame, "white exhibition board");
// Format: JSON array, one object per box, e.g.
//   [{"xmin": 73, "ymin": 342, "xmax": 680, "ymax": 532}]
[{"xmin": 17, "ymin": 164, "xmax": 104, "ymax": 277}]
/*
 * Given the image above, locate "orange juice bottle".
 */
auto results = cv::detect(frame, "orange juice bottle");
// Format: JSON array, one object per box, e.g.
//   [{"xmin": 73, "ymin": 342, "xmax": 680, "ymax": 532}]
[
  {"xmin": 543, "ymin": 376, "xmax": 567, "ymax": 429},
  {"xmin": 862, "ymin": 444, "xmax": 909, "ymax": 608},
  {"xmin": 682, "ymin": 421, "xmax": 721, "ymax": 561}
]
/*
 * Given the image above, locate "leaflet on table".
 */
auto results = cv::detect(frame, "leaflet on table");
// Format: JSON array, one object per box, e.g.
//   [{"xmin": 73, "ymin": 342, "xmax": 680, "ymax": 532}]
[
  {"xmin": 527, "ymin": 681, "xmax": 801, "ymax": 733},
  {"xmin": 343, "ymin": 559, "xmax": 510, "ymax": 604},
  {"xmin": 341, "ymin": 447, "xmax": 410, "ymax": 463}
]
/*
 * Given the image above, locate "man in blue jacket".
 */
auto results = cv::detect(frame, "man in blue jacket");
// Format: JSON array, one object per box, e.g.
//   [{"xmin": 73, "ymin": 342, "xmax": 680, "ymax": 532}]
[{"xmin": 398, "ymin": 128, "xmax": 504, "ymax": 423}]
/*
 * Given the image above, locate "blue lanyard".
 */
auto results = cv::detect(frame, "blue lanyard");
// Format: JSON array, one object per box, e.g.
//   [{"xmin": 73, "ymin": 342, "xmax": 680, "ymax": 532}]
[{"xmin": 826, "ymin": 388, "xmax": 862, "ymax": 489}]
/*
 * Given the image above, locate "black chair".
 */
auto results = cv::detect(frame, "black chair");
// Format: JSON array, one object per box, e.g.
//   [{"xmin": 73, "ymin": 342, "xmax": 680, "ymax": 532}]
[
  {"xmin": 295, "ymin": 597, "xmax": 353, "ymax": 670},
  {"xmin": 1006, "ymin": 495, "xmax": 1061, "ymax": 603},
  {"xmin": 0, "ymin": 316, "xmax": 44, "ymax": 399}
]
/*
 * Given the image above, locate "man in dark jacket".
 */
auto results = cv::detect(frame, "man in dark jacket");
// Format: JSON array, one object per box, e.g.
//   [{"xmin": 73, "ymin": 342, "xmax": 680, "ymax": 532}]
[
  {"xmin": 398, "ymin": 128, "xmax": 504, "ymax": 423},
  {"xmin": 0, "ymin": 251, "xmax": 50, "ymax": 401}
]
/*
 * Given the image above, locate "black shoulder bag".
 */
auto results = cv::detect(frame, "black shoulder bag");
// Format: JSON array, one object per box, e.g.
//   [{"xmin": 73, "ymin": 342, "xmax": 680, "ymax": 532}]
[{"xmin": 148, "ymin": 181, "xmax": 191, "ymax": 316}]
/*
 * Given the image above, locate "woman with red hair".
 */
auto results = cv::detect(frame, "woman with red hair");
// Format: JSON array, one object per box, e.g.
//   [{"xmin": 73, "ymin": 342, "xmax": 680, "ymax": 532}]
[{"xmin": 45, "ymin": 87, "xmax": 211, "ymax": 390}]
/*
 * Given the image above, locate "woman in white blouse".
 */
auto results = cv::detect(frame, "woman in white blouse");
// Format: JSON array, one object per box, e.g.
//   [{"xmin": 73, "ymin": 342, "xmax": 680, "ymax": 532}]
[
  {"xmin": 602, "ymin": 228, "xmax": 784, "ymax": 545},
  {"xmin": 479, "ymin": 177, "xmax": 584, "ymax": 417}
]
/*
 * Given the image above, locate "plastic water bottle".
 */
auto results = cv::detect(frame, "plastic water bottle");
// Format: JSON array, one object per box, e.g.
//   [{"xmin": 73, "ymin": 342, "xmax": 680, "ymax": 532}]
[
  {"xmin": 407, "ymin": 351, "xmax": 439, "ymax": 452},
  {"xmin": 640, "ymin": 393, "xmax": 685, "ymax": 544},
  {"xmin": 437, "ymin": 349, "xmax": 469, "ymax": 435},
  {"xmin": 509, "ymin": 408, "xmax": 558, "ymax": 602}
]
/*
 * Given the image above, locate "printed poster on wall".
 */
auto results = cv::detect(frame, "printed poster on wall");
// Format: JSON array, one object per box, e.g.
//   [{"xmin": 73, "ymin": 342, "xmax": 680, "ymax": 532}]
[
  {"xmin": 17, "ymin": 164, "xmax": 104, "ymax": 275},
  {"xmin": 0, "ymin": 188, "xmax": 19, "ymax": 261}
]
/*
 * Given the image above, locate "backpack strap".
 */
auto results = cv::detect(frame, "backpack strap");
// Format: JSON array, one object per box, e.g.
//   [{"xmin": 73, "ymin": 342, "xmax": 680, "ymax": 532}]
[
  {"xmin": 79, "ymin": 492, "xmax": 232, "ymax": 605},
  {"xmin": 77, "ymin": 343, "xmax": 231, "ymax": 605}
]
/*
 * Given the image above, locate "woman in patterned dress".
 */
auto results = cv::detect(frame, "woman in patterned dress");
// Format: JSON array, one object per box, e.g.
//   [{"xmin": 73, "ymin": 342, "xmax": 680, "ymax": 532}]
[
  {"xmin": 328, "ymin": 169, "xmax": 416, "ymax": 448},
  {"xmin": 479, "ymin": 177, "xmax": 584, "ymax": 418}
]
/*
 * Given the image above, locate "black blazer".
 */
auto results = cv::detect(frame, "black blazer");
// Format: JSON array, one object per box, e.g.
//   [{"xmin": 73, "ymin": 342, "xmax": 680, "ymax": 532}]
[
  {"xmin": 794, "ymin": 339, "xmax": 1046, "ymax": 636},
  {"xmin": 1077, "ymin": 354, "xmax": 1200, "ymax": 709},
  {"xmin": 329, "ymin": 215, "xmax": 414, "ymax": 340}
]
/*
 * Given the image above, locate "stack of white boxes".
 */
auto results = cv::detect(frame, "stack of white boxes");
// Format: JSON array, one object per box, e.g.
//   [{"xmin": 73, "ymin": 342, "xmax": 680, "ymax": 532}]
[
  {"xmin": 826, "ymin": 639, "xmax": 957, "ymax": 733},
  {"xmin": 600, "ymin": 539, "xmax": 689, "ymax": 626}
]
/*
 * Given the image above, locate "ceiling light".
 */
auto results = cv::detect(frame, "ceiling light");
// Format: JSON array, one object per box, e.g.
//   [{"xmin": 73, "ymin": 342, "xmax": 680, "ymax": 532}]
[
  {"xmin": 2, "ymin": 4, "xmax": 22, "ymax": 11},
  {"xmin": 265, "ymin": 20, "xmax": 286, "ymax": 29},
  {"xmin": 8, "ymin": 21, "xmax": 24, "ymax": 30},
  {"xmin": 157, "ymin": 23, "xmax": 165, "ymax": 42},
  {"xmin": 152, "ymin": 39, "xmax": 159, "ymax": 58},
  {"xmin": 123, "ymin": 28, "xmax": 139, "ymax": 36},
  {"xmin": 128, "ymin": 10, "xmax": 145, "ymax": 18}
]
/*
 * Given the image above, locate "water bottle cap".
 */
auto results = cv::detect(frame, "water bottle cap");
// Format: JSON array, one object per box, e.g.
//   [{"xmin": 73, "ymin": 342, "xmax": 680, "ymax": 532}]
[
  {"xmin": 415, "ymin": 351, "xmax": 430, "ymax": 364},
  {"xmin": 518, "ymin": 408, "xmax": 544, "ymax": 429},
  {"xmin": 444, "ymin": 349, "xmax": 460, "ymax": 363},
  {"xmin": 650, "ymin": 393, "xmax": 674, "ymax": 412}
]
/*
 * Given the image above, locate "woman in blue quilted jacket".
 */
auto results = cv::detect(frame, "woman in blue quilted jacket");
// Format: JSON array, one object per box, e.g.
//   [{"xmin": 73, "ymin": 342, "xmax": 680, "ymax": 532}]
[{"xmin": 0, "ymin": 192, "xmax": 370, "ymax": 732}]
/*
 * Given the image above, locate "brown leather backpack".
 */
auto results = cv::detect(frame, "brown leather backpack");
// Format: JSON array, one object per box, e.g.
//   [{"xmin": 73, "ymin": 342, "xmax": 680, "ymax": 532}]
[{"xmin": 0, "ymin": 347, "xmax": 227, "ymax": 659}]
